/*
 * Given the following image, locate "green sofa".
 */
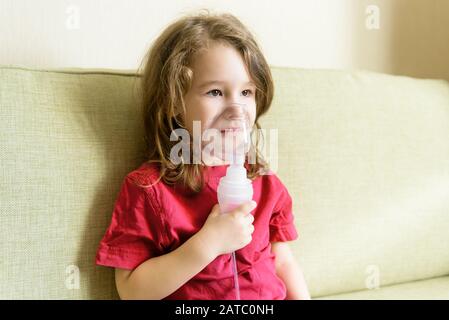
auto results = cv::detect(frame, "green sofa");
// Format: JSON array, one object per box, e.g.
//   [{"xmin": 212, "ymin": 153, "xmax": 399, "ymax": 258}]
[{"xmin": 1, "ymin": 65, "xmax": 448, "ymax": 299}]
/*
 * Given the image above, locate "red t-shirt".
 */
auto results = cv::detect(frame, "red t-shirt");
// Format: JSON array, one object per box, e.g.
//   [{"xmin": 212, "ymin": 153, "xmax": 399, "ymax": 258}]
[{"xmin": 95, "ymin": 162, "xmax": 299, "ymax": 300}]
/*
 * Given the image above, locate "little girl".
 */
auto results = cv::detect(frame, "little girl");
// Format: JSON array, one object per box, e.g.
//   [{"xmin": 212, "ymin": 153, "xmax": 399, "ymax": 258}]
[{"xmin": 95, "ymin": 11, "xmax": 311, "ymax": 300}]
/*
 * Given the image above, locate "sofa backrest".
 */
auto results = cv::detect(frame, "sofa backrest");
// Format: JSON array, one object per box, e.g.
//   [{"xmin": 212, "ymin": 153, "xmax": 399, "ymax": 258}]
[
  {"xmin": 1, "ymin": 65, "xmax": 448, "ymax": 299},
  {"xmin": 260, "ymin": 67, "xmax": 449, "ymax": 297},
  {"xmin": 1, "ymin": 66, "xmax": 142, "ymax": 299}
]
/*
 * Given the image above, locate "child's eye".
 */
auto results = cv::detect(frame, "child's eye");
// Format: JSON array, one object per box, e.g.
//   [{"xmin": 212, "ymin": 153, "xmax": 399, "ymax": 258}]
[
  {"xmin": 206, "ymin": 89, "xmax": 222, "ymax": 97},
  {"xmin": 242, "ymin": 89, "xmax": 253, "ymax": 97}
]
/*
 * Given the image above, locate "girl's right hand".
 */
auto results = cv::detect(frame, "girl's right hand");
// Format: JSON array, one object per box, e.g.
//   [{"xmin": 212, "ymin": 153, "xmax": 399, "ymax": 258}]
[{"xmin": 197, "ymin": 201, "xmax": 257, "ymax": 258}]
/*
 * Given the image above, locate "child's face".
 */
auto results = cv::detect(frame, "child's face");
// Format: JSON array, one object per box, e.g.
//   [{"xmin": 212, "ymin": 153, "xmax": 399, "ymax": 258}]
[{"xmin": 183, "ymin": 42, "xmax": 257, "ymax": 162}]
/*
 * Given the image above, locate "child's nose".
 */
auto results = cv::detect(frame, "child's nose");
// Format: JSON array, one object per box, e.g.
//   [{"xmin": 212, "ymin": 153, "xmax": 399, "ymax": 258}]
[{"xmin": 225, "ymin": 103, "xmax": 247, "ymax": 120}]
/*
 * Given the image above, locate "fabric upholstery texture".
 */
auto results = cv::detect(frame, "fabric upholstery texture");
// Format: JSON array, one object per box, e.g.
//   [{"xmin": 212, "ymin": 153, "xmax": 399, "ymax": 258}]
[{"xmin": 1, "ymin": 65, "xmax": 448, "ymax": 299}]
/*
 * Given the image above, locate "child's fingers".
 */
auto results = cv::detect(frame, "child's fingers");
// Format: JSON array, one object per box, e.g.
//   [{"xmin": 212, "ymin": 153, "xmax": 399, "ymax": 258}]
[
  {"xmin": 246, "ymin": 213, "xmax": 255, "ymax": 222},
  {"xmin": 211, "ymin": 203, "xmax": 221, "ymax": 214},
  {"xmin": 232, "ymin": 200, "xmax": 257, "ymax": 217}
]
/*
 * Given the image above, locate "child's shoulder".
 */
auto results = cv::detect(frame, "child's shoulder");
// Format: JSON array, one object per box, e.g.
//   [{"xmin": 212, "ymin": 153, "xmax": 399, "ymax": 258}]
[
  {"xmin": 257, "ymin": 168, "xmax": 288, "ymax": 190},
  {"xmin": 125, "ymin": 161, "xmax": 162, "ymax": 189}
]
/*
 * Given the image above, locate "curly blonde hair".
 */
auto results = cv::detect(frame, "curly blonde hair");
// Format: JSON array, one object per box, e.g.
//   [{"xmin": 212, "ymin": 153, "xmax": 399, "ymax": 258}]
[{"xmin": 137, "ymin": 10, "xmax": 274, "ymax": 194}]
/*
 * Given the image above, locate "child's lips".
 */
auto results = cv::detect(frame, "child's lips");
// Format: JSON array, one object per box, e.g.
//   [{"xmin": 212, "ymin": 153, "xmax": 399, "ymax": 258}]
[{"xmin": 220, "ymin": 127, "xmax": 243, "ymax": 133}]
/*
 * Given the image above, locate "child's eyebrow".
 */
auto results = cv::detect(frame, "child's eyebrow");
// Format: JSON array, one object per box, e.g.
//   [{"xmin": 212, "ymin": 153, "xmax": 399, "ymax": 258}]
[{"xmin": 198, "ymin": 80, "xmax": 256, "ymax": 89}]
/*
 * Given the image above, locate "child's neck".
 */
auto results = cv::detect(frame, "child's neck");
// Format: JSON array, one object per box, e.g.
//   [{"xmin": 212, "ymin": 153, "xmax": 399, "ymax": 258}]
[
  {"xmin": 200, "ymin": 154, "xmax": 248, "ymax": 167},
  {"xmin": 200, "ymin": 154, "xmax": 232, "ymax": 167}
]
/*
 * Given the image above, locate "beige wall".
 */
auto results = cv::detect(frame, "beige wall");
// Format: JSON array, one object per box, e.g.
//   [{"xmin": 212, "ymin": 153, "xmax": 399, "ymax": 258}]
[
  {"xmin": 353, "ymin": 0, "xmax": 449, "ymax": 81},
  {"xmin": 1, "ymin": 0, "xmax": 448, "ymax": 81}
]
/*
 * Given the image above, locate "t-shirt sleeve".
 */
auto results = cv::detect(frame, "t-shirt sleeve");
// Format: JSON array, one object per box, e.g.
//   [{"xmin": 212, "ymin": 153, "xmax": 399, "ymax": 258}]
[
  {"xmin": 95, "ymin": 175, "xmax": 167, "ymax": 270},
  {"xmin": 269, "ymin": 176, "xmax": 299, "ymax": 243}
]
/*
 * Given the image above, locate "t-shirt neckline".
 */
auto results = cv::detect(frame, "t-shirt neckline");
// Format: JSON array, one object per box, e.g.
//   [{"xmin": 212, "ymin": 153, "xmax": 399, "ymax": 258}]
[{"xmin": 203, "ymin": 164, "xmax": 229, "ymax": 178}]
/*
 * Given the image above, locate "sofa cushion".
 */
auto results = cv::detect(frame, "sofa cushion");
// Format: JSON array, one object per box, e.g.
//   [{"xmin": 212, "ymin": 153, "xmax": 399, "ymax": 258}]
[
  {"xmin": 0, "ymin": 66, "xmax": 143, "ymax": 299},
  {"xmin": 259, "ymin": 67, "xmax": 449, "ymax": 297},
  {"xmin": 316, "ymin": 276, "xmax": 449, "ymax": 300}
]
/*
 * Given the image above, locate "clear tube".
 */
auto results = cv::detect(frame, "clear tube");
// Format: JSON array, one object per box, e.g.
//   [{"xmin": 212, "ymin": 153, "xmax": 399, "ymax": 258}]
[{"xmin": 231, "ymin": 251, "xmax": 240, "ymax": 300}]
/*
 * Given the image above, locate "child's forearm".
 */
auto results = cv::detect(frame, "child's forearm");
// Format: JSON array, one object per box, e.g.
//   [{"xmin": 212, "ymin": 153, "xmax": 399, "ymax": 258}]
[
  {"xmin": 277, "ymin": 259, "xmax": 311, "ymax": 300},
  {"xmin": 117, "ymin": 230, "xmax": 218, "ymax": 300}
]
